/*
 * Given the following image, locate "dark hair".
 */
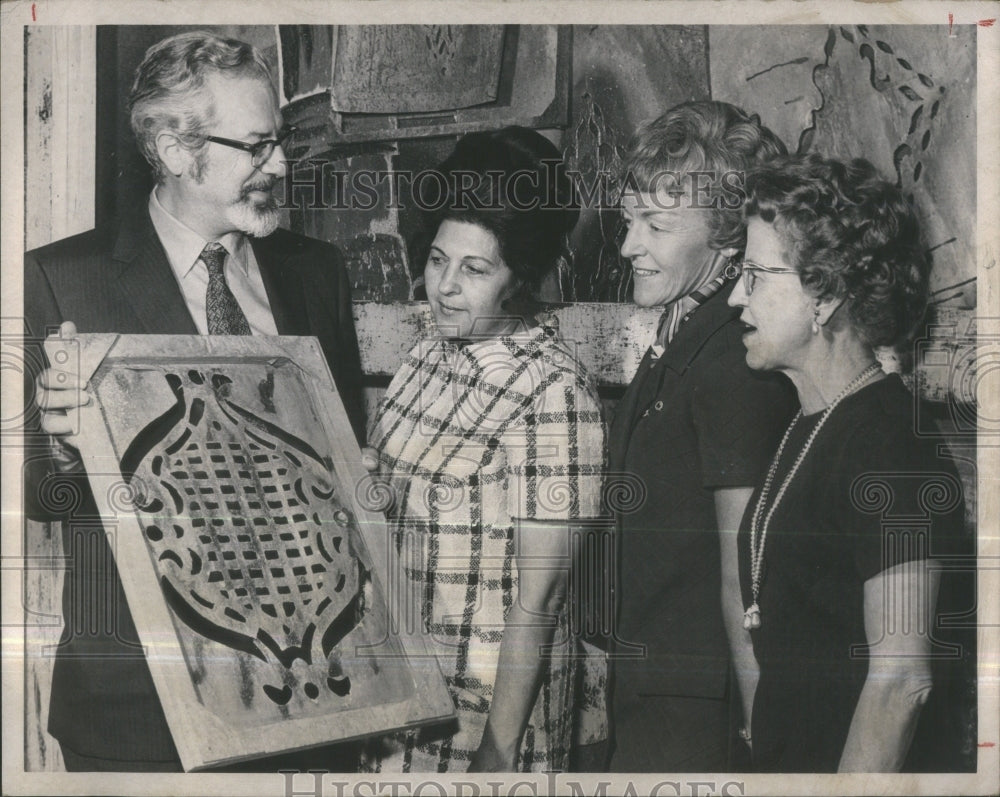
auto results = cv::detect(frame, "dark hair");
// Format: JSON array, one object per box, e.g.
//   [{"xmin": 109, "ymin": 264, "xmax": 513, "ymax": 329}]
[
  {"xmin": 128, "ymin": 31, "xmax": 274, "ymax": 182},
  {"xmin": 745, "ymin": 154, "xmax": 930, "ymax": 348},
  {"xmin": 424, "ymin": 126, "xmax": 579, "ymax": 294},
  {"xmin": 620, "ymin": 101, "xmax": 787, "ymax": 251}
]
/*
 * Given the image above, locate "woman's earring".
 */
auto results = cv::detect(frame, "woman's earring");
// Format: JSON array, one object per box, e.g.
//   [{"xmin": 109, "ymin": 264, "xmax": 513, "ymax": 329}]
[
  {"xmin": 720, "ymin": 249, "xmax": 742, "ymax": 279},
  {"xmin": 811, "ymin": 308, "xmax": 821, "ymax": 334}
]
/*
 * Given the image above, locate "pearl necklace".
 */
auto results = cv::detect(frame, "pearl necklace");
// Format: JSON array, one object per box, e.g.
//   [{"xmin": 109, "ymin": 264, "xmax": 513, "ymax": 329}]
[{"xmin": 743, "ymin": 362, "xmax": 883, "ymax": 630}]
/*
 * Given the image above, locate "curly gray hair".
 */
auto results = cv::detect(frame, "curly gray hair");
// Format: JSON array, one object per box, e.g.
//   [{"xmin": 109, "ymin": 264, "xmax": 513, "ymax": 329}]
[{"xmin": 128, "ymin": 31, "xmax": 274, "ymax": 182}]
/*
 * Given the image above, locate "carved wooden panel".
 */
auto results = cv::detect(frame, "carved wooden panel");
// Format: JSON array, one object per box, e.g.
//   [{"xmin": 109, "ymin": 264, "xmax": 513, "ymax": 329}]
[
  {"xmin": 44, "ymin": 333, "xmax": 453, "ymax": 770},
  {"xmin": 280, "ymin": 26, "xmax": 570, "ymax": 148},
  {"xmin": 330, "ymin": 25, "xmax": 505, "ymax": 113}
]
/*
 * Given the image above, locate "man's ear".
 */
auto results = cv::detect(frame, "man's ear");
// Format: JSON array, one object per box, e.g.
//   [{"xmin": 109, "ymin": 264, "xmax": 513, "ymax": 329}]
[{"xmin": 155, "ymin": 131, "xmax": 189, "ymax": 178}]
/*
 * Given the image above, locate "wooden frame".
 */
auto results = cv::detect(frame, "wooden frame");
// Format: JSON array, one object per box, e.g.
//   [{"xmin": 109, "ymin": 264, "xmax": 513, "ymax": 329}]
[
  {"xmin": 280, "ymin": 25, "xmax": 571, "ymax": 153},
  {"xmin": 43, "ymin": 333, "xmax": 454, "ymax": 771}
]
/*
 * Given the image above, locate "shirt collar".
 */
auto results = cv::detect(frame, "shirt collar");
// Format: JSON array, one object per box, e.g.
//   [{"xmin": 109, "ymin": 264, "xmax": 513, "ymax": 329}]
[{"xmin": 148, "ymin": 187, "xmax": 249, "ymax": 279}]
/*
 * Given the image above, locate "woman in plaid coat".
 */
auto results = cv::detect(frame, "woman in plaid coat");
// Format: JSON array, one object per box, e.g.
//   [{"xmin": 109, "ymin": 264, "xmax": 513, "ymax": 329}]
[{"xmin": 359, "ymin": 127, "xmax": 607, "ymax": 773}]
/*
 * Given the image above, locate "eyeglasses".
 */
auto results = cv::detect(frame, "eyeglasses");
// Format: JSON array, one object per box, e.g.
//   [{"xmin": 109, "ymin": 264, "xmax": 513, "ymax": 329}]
[
  {"xmin": 738, "ymin": 258, "xmax": 799, "ymax": 295},
  {"xmin": 204, "ymin": 126, "xmax": 297, "ymax": 168}
]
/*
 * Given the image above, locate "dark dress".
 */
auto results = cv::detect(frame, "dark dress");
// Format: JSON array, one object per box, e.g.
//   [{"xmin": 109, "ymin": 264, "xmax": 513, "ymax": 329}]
[
  {"xmin": 738, "ymin": 375, "xmax": 976, "ymax": 772},
  {"xmin": 607, "ymin": 284, "xmax": 796, "ymax": 771}
]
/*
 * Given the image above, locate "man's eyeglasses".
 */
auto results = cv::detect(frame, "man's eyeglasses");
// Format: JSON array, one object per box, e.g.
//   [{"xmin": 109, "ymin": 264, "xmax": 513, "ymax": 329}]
[
  {"xmin": 737, "ymin": 258, "xmax": 799, "ymax": 295},
  {"xmin": 204, "ymin": 126, "xmax": 297, "ymax": 168}
]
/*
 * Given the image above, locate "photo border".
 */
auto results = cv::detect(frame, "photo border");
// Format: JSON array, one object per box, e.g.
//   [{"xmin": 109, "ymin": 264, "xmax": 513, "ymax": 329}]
[{"xmin": 2, "ymin": 2, "xmax": 997, "ymax": 795}]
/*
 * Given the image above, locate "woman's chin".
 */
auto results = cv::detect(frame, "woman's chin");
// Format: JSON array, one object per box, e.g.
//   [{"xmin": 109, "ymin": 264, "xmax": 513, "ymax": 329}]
[
  {"xmin": 431, "ymin": 311, "xmax": 467, "ymax": 338},
  {"xmin": 631, "ymin": 290, "xmax": 663, "ymax": 309},
  {"xmin": 744, "ymin": 351, "xmax": 774, "ymax": 373},
  {"xmin": 741, "ymin": 340, "xmax": 766, "ymax": 371},
  {"xmin": 435, "ymin": 322, "xmax": 468, "ymax": 338},
  {"xmin": 632, "ymin": 284, "xmax": 679, "ymax": 308}
]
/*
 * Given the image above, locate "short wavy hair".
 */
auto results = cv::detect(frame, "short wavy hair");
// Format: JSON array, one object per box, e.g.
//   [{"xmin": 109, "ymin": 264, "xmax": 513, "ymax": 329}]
[
  {"xmin": 745, "ymin": 154, "xmax": 930, "ymax": 348},
  {"xmin": 128, "ymin": 31, "xmax": 274, "ymax": 182},
  {"xmin": 620, "ymin": 101, "xmax": 787, "ymax": 252},
  {"xmin": 423, "ymin": 126, "xmax": 579, "ymax": 293}
]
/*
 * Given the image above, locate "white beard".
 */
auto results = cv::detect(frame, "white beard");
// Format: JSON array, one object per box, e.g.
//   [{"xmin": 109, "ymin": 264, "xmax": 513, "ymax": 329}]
[{"xmin": 230, "ymin": 196, "xmax": 281, "ymax": 238}]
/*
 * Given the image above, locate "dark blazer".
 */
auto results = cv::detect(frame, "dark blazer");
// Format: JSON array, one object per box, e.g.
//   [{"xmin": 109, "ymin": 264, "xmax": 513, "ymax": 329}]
[
  {"xmin": 608, "ymin": 286, "xmax": 795, "ymax": 748},
  {"xmin": 23, "ymin": 206, "xmax": 366, "ymax": 763}
]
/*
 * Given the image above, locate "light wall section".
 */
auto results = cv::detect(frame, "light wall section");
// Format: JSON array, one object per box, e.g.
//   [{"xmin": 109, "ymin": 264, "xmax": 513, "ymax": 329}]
[
  {"xmin": 22, "ymin": 26, "xmax": 96, "ymax": 772},
  {"xmin": 25, "ymin": 26, "xmax": 96, "ymax": 251}
]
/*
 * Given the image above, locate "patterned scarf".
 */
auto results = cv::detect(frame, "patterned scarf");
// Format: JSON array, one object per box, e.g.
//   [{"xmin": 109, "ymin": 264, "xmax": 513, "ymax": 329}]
[{"xmin": 650, "ymin": 272, "xmax": 731, "ymax": 359}]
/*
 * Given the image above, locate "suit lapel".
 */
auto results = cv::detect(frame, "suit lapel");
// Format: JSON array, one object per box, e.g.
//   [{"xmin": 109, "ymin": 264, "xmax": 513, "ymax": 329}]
[
  {"xmin": 111, "ymin": 208, "xmax": 199, "ymax": 334},
  {"xmin": 252, "ymin": 236, "xmax": 309, "ymax": 336},
  {"xmin": 658, "ymin": 285, "xmax": 739, "ymax": 374},
  {"xmin": 610, "ymin": 286, "xmax": 741, "ymax": 467},
  {"xmin": 107, "ymin": 208, "xmax": 315, "ymax": 337},
  {"xmin": 609, "ymin": 346, "xmax": 662, "ymax": 469}
]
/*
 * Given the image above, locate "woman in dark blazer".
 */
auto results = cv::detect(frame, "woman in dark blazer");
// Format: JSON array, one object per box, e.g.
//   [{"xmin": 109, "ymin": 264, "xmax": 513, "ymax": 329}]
[{"xmin": 607, "ymin": 101, "xmax": 796, "ymax": 772}]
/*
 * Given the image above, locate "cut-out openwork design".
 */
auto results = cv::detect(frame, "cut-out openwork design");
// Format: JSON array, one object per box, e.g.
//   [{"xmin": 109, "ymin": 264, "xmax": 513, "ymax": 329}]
[
  {"xmin": 48, "ymin": 334, "xmax": 453, "ymax": 770},
  {"xmin": 123, "ymin": 367, "xmax": 372, "ymax": 709}
]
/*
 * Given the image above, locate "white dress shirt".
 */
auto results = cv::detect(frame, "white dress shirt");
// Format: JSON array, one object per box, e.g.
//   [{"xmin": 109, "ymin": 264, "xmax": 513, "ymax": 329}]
[{"xmin": 148, "ymin": 188, "xmax": 279, "ymax": 335}]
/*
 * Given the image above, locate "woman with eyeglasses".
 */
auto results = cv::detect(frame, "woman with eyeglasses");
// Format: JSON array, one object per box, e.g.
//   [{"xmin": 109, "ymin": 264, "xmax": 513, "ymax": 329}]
[
  {"xmin": 725, "ymin": 154, "xmax": 974, "ymax": 772},
  {"xmin": 606, "ymin": 101, "xmax": 797, "ymax": 772}
]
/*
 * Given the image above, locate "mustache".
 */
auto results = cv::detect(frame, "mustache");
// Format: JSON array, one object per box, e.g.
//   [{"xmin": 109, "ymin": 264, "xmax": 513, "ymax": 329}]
[{"xmin": 240, "ymin": 178, "xmax": 277, "ymax": 198}]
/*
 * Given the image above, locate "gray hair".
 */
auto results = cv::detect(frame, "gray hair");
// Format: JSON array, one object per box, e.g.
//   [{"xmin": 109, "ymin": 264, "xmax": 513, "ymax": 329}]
[{"xmin": 128, "ymin": 31, "xmax": 274, "ymax": 182}]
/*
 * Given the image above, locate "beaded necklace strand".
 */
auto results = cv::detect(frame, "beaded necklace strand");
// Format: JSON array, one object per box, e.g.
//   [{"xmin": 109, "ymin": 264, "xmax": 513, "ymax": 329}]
[{"xmin": 743, "ymin": 361, "xmax": 884, "ymax": 630}]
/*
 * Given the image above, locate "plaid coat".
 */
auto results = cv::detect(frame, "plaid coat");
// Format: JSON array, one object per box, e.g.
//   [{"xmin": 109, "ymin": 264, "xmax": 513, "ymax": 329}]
[{"xmin": 360, "ymin": 317, "xmax": 607, "ymax": 772}]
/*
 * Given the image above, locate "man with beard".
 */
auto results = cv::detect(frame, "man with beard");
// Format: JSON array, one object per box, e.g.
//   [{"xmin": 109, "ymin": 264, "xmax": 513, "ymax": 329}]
[{"xmin": 24, "ymin": 31, "xmax": 364, "ymax": 772}]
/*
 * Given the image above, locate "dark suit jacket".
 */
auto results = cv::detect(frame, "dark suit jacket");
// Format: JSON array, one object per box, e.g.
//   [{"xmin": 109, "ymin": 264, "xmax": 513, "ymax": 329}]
[
  {"xmin": 23, "ymin": 206, "xmax": 366, "ymax": 763},
  {"xmin": 607, "ymin": 285, "xmax": 795, "ymax": 764}
]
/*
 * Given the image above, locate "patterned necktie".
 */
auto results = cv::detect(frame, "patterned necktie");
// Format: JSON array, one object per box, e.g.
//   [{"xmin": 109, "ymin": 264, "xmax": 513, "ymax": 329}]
[{"xmin": 201, "ymin": 243, "xmax": 252, "ymax": 335}]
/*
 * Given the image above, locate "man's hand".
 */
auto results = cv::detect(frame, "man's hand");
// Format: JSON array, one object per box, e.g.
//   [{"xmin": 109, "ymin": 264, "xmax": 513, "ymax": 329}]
[
  {"xmin": 36, "ymin": 321, "xmax": 87, "ymax": 471},
  {"xmin": 360, "ymin": 447, "xmax": 379, "ymax": 472}
]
